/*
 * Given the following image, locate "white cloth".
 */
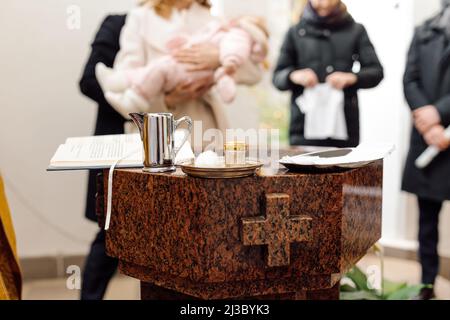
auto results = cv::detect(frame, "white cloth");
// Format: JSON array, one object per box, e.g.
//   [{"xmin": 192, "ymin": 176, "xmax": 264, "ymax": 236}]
[{"xmin": 296, "ymin": 83, "xmax": 347, "ymax": 140}]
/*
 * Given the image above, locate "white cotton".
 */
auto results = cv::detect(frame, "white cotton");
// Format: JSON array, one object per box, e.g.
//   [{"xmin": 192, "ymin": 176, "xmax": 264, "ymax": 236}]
[{"xmin": 195, "ymin": 151, "xmax": 222, "ymax": 167}]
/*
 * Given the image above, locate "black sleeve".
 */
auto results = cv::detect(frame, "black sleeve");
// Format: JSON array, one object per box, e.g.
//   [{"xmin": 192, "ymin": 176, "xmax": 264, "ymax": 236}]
[
  {"xmin": 272, "ymin": 26, "xmax": 300, "ymax": 92},
  {"xmin": 434, "ymin": 95, "xmax": 450, "ymax": 126},
  {"xmin": 353, "ymin": 25, "xmax": 384, "ymax": 89},
  {"xmin": 403, "ymin": 29, "xmax": 431, "ymax": 111},
  {"xmin": 79, "ymin": 15, "xmax": 123, "ymax": 105}
]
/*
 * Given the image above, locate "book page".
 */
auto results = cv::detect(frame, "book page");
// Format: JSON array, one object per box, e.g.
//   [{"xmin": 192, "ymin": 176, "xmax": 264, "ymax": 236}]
[
  {"xmin": 64, "ymin": 133, "xmax": 140, "ymax": 146},
  {"xmin": 50, "ymin": 134, "xmax": 142, "ymax": 166}
]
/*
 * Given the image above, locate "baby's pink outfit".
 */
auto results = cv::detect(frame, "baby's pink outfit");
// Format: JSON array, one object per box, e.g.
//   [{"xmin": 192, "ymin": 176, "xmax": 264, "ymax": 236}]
[{"xmin": 124, "ymin": 21, "xmax": 257, "ymax": 104}]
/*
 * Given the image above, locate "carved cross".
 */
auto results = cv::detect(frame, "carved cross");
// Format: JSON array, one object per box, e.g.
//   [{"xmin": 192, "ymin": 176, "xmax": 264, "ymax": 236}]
[{"xmin": 241, "ymin": 193, "xmax": 313, "ymax": 267}]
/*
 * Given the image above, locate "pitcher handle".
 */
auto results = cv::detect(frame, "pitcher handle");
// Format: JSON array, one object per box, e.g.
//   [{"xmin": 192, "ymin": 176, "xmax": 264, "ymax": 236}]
[{"xmin": 173, "ymin": 116, "xmax": 193, "ymax": 158}]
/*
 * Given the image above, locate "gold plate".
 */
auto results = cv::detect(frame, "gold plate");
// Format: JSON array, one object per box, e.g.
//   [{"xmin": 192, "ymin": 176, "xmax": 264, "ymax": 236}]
[{"xmin": 180, "ymin": 160, "xmax": 263, "ymax": 179}]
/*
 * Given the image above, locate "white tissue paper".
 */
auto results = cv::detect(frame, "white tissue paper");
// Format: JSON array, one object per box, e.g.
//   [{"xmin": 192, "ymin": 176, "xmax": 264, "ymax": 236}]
[{"xmin": 296, "ymin": 83, "xmax": 347, "ymax": 140}]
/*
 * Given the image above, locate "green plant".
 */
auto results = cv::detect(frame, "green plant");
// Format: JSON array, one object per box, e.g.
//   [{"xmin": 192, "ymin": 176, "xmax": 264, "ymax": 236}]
[
  {"xmin": 340, "ymin": 265, "xmax": 431, "ymax": 300},
  {"xmin": 341, "ymin": 244, "xmax": 431, "ymax": 300}
]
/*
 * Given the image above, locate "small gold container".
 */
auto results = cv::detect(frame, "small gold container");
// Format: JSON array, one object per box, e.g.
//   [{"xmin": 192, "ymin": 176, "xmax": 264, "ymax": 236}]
[{"xmin": 224, "ymin": 141, "xmax": 247, "ymax": 165}]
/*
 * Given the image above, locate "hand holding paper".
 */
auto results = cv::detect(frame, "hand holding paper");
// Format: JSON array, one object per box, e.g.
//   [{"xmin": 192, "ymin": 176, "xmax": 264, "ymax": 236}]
[
  {"xmin": 416, "ymin": 125, "xmax": 450, "ymax": 169},
  {"xmin": 290, "ymin": 68, "xmax": 319, "ymax": 88},
  {"xmin": 413, "ymin": 105, "xmax": 441, "ymax": 134},
  {"xmin": 326, "ymin": 72, "xmax": 357, "ymax": 90}
]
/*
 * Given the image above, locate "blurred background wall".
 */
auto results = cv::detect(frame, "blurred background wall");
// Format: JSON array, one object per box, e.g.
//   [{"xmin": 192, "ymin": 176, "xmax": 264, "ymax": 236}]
[
  {"xmin": 0, "ymin": 0, "xmax": 132, "ymax": 261},
  {"xmin": 0, "ymin": 0, "xmax": 449, "ymax": 278}
]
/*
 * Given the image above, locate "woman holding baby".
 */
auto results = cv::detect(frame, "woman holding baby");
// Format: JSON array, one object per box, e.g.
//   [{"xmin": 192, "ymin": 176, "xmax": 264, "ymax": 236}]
[
  {"xmin": 79, "ymin": 0, "xmax": 267, "ymax": 300},
  {"xmin": 96, "ymin": 0, "xmax": 267, "ymax": 141}
]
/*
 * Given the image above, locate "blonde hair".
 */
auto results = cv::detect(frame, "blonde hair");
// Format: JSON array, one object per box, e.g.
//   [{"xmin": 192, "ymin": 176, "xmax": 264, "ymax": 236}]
[{"xmin": 139, "ymin": 0, "xmax": 211, "ymax": 19}]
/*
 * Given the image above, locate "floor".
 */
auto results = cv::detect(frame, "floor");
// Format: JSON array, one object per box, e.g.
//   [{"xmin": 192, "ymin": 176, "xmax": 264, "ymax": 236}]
[
  {"xmin": 22, "ymin": 254, "xmax": 450, "ymax": 300},
  {"xmin": 22, "ymin": 274, "xmax": 141, "ymax": 300}
]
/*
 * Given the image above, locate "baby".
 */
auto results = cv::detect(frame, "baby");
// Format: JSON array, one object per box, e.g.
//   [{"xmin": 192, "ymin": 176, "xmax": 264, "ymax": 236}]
[{"xmin": 96, "ymin": 16, "xmax": 268, "ymax": 115}]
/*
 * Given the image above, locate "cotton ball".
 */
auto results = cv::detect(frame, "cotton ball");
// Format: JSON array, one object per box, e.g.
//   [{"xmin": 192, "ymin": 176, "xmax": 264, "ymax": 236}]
[{"xmin": 195, "ymin": 150, "xmax": 222, "ymax": 167}]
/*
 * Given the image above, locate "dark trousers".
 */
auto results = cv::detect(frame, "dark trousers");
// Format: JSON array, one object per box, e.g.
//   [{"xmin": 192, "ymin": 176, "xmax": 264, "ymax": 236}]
[
  {"xmin": 418, "ymin": 197, "xmax": 443, "ymax": 285},
  {"xmin": 80, "ymin": 229, "xmax": 118, "ymax": 300}
]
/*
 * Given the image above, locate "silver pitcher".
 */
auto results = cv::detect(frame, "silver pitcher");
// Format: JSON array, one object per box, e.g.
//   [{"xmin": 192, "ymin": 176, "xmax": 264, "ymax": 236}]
[{"xmin": 129, "ymin": 113, "xmax": 192, "ymax": 173}]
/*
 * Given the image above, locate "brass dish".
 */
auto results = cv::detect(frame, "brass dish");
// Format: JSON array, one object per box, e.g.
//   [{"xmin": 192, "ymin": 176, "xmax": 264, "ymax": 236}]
[{"xmin": 180, "ymin": 160, "xmax": 263, "ymax": 179}]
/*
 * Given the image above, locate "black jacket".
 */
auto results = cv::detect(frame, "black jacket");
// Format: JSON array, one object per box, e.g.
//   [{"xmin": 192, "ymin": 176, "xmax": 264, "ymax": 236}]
[
  {"xmin": 402, "ymin": 16, "xmax": 450, "ymax": 201},
  {"xmin": 273, "ymin": 18, "xmax": 383, "ymax": 147},
  {"xmin": 79, "ymin": 15, "xmax": 127, "ymax": 221}
]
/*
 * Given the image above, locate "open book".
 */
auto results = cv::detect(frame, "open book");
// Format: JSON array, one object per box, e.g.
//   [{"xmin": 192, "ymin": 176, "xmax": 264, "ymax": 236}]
[
  {"xmin": 48, "ymin": 133, "xmax": 196, "ymax": 171},
  {"xmin": 48, "ymin": 134, "xmax": 143, "ymax": 171}
]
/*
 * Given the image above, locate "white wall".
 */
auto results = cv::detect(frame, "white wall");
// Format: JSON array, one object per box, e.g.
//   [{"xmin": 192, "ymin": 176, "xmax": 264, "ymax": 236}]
[
  {"xmin": 414, "ymin": 0, "xmax": 441, "ymax": 24},
  {"xmin": 343, "ymin": 0, "xmax": 414, "ymax": 241},
  {"xmin": 0, "ymin": 0, "xmax": 135, "ymax": 258}
]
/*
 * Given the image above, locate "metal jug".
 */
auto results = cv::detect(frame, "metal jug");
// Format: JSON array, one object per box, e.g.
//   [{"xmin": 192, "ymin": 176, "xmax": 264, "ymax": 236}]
[{"xmin": 129, "ymin": 113, "xmax": 192, "ymax": 172}]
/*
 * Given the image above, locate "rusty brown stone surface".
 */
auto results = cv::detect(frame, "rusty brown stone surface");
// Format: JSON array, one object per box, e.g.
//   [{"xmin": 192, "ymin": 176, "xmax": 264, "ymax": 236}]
[
  {"xmin": 340, "ymin": 164, "xmax": 383, "ymax": 273},
  {"xmin": 140, "ymin": 281, "xmax": 339, "ymax": 300},
  {"xmin": 100, "ymin": 158, "xmax": 383, "ymax": 300},
  {"xmin": 242, "ymin": 193, "xmax": 313, "ymax": 267}
]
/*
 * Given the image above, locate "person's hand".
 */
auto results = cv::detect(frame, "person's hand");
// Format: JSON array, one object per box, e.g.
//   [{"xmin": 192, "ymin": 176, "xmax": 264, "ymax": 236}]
[
  {"xmin": 413, "ymin": 105, "xmax": 441, "ymax": 134},
  {"xmin": 164, "ymin": 74, "xmax": 214, "ymax": 109},
  {"xmin": 424, "ymin": 125, "xmax": 450, "ymax": 151},
  {"xmin": 289, "ymin": 69, "xmax": 319, "ymax": 88},
  {"xmin": 172, "ymin": 43, "xmax": 221, "ymax": 72},
  {"xmin": 326, "ymin": 72, "xmax": 357, "ymax": 90}
]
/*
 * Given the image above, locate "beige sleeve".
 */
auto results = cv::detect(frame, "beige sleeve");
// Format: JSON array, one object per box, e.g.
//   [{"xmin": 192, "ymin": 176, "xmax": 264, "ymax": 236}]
[
  {"xmin": 234, "ymin": 59, "xmax": 264, "ymax": 86},
  {"xmin": 147, "ymin": 94, "xmax": 170, "ymax": 113},
  {"xmin": 114, "ymin": 10, "xmax": 147, "ymax": 70}
]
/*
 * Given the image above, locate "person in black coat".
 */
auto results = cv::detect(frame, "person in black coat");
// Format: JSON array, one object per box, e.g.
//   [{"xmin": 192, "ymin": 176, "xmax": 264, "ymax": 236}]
[
  {"xmin": 273, "ymin": 0, "xmax": 383, "ymax": 147},
  {"xmin": 402, "ymin": 1, "xmax": 450, "ymax": 300},
  {"xmin": 78, "ymin": 14, "xmax": 127, "ymax": 300}
]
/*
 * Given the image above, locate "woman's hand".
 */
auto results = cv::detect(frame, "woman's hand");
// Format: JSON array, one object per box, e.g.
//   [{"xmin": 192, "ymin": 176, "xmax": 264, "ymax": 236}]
[
  {"xmin": 164, "ymin": 74, "xmax": 215, "ymax": 109},
  {"xmin": 424, "ymin": 125, "xmax": 450, "ymax": 151},
  {"xmin": 173, "ymin": 43, "xmax": 221, "ymax": 72},
  {"xmin": 326, "ymin": 72, "xmax": 357, "ymax": 90},
  {"xmin": 290, "ymin": 69, "xmax": 319, "ymax": 88},
  {"xmin": 414, "ymin": 105, "xmax": 441, "ymax": 134}
]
